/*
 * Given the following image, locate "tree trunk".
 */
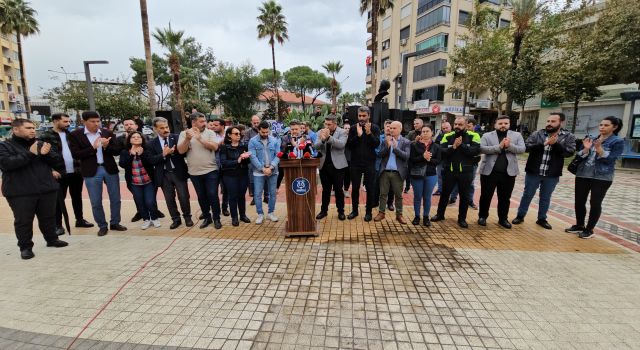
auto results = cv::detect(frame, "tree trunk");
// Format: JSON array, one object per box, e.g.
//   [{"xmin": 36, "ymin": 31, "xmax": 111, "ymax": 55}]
[
  {"xmin": 331, "ymin": 75, "xmax": 337, "ymax": 111},
  {"xmin": 169, "ymin": 54, "xmax": 186, "ymax": 129},
  {"xmin": 271, "ymin": 39, "xmax": 280, "ymax": 120},
  {"xmin": 16, "ymin": 35, "xmax": 30, "ymax": 118},
  {"xmin": 462, "ymin": 90, "xmax": 468, "ymax": 116},
  {"xmin": 571, "ymin": 97, "xmax": 579, "ymax": 133},
  {"xmin": 371, "ymin": 0, "xmax": 379, "ymax": 100},
  {"xmin": 140, "ymin": 0, "xmax": 157, "ymax": 116},
  {"xmin": 506, "ymin": 34, "xmax": 524, "ymax": 115}
]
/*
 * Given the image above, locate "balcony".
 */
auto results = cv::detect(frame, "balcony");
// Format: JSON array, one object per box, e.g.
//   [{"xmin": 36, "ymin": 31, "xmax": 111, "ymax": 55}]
[
  {"xmin": 367, "ymin": 19, "xmax": 373, "ymax": 33},
  {"xmin": 366, "ymin": 73, "xmax": 372, "ymax": 84},
  {"xmin": 366, "ymin": 37, "xmax": 373, "ymax": 50}
]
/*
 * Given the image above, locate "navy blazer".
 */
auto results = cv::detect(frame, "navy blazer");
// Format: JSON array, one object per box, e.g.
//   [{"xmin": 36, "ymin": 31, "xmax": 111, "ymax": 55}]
[{"xmin": 144, "ymin": 134, "xmax": 189, "ymax": 187}]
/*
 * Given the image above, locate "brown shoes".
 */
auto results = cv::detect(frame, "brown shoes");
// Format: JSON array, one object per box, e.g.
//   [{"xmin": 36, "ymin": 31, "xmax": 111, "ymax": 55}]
[
  {"xmin": 396, "ymin": 215, "xmax": 407, "ymax": 224},
  {"xmin": 374, "ymin": 212, "xmax": 386, "ymax": 221}
]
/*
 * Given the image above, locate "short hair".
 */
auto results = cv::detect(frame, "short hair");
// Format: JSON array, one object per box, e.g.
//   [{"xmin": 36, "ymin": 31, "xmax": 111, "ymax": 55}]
[
  {"xmin": 496, "ymin": 115, "xmax": 510, "ymax": 121},
  {"xmin": 152, "ymin": 117, "xmax": 168, "ymax": 128},
  {"xmin": 414, "ymin": 118, "xmax": 424, "ymax": 124},
  {"xmin": 289, "ymin": 120, "xmax": 301, "ymax": 127},
  {"xmin": 467, "ymin": 118, "xmax": 477, "ymax": 126},
  {"xmin": 52, "ymin": 113, "xmax": 70, "ymax": 121},
  {"xmin": 384, "ymin": 119, "xmax": 393, "ymax": 125},
  {"xmin": 258, "ymin": 121, "xmax": 270, "ymax": 130},
  {"xmin": 211, "ymin": 118, "xmax": 225, "ymax": 125},
  {"xmin": 324, "ymin": 115, "xmax": 337, "ymax": 123},
  {"xmin": 421, "ymin": 125, "xmax": 433, "ymax": 132},
  {"xmin": 224, "ymin": 126, "xmax": 240, "ymax": 144},
  {"xmin": 125, "ymin": 131, "xmax": 146, "ymax": 149},
  {"xmin": 550, "ymin": 112, "xmax": 566, "ymax": 122},
  {"xmin": 11, "ymin": 118, "xmax": 34, "ymax": 128},
  {"xmin": 358, "ymin": 106, "xmax": 370, "ymax": 115},
  {"xmin": 603, "ymin": 116, "xmax": 623, "ymax": 136},
  {"xmin": 122, "ymin": 117, "xmax": 135, "ymax": 123},
  {"xmin": 302, "ymin": 121, "xmax": 311, "ymax": 127},
  {"xmin": 454, "ymin": 116, "xmax": 468, "ymax": 124},
  {"xmin": 190, "ymin": 112, "xmax": 205, "ymax": 123},
  {"xmin": 82, "ymin": 111, "xmax": 100, "ymax": 121}
]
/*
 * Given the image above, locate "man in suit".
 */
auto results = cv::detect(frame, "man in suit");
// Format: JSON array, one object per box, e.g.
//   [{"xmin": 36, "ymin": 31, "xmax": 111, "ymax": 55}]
[
  {"xmin": 314, "ymin": 115, "xmax": 348, "ymax": 221},
  {"xmin": 40, "ymin": 113, "xmax": 94, "ymax": 235},
  {"xmin": 374, "ymin": 121, "xmax": 411, "ymax": 224},
  {"xmin": 146, "ymin": 117, "xmax": 193, "ymax": 230},
  {"xmin": 69, "ymin": 111, "xmax": 127, "ymax": 236},
  {"xmin": 477, "ymin": 115, "xmax": 526, "ymax": 228}
]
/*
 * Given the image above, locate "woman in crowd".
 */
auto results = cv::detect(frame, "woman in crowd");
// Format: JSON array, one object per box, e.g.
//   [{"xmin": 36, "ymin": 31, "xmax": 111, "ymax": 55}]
[
  {"xmin": 409, "ymin": 125, "xmax": 441, "ymax": 226},
  {"xmin": 219, "ymin": 126, "xmax": 252, "ymax": 226},
  {"xmin": 566, "ymin": 116, "xmax": 624, "ymax": 239},
  {"xmin": 119, "ymin": 131, "xmax": 160, "ymax": 229}
]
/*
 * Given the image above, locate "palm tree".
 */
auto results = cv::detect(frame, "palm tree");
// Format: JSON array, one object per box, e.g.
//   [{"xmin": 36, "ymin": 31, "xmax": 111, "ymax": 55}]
[
  {"xmin": 359, "ymin": 0, "xmax": 394, "ymax": 97},
  {"xmin": 0, "ymin": 0, "xmax": 39, "ymax": 118},
  {"xmin": 153, "ymin": 24, "xmax": 193, "ymax": 128},
  {"xmin": 139, "ymin": 0, "xmax": 157, "ymax": 115},
  {"xmin": 257, "ymin": 0, "xmax": 288, "ymax": 120},
  {"xmin": 506, "ymin": 0, "xmax": 544, "ymax": 113},
  {"xmin": 322, "ymin": 61, "xmax": 344, "ymax": 111}
]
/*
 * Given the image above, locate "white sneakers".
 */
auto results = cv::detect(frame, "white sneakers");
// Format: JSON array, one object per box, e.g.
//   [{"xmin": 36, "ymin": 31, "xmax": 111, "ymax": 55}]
[
  {"xmin": 344, "ymin": 190, "xmax": 351, "ymax": 198},
  {"xmin": 256, "ymin": 214, "xmax": 278, "ymax": 224},
  {"xmin": 255, "ymin": 215, "xmax": 264, "ymax": 225},
  {"xmin": 142, "ymin": 219, "xmax": 162, "ymax": 230},
  {"xmin": 268, "ymin": 213, "xmax": 278, "ymax": 222}
]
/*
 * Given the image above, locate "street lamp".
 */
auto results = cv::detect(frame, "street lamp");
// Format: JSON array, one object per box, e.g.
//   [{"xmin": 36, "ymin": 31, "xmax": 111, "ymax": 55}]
[{"xmin": 83, "ymin": 60, "xmax": 109, "ymax": 111}]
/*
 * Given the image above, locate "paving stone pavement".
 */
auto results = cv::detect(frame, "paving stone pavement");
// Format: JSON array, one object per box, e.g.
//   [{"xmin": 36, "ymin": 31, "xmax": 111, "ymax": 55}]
[{"xmin": 0, "ymin": 171, "xmax": 639, "ymax": 350}]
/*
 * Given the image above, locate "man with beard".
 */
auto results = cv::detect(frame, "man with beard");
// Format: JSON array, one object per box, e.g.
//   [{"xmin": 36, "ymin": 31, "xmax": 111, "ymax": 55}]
[
  {"xmin": 433, "ymin": 121, "xmax": 451, "ymax": 195},
  {"xmin": 146, "ymin": 117, "xmax": 193, "ymax": 229},
  {"xmin": 0, "ymin": 119, "xmax": 69, "ymax": 259},
  {"xmin": 244, "ymin": 115, "xmax": 268, "ymax": 206},
  {"xmin": 404, "ymin": 118, "xmax": 424, "ymax": 194},
  {"xmin": 314, "ymin": 115, "xmax": 348, "ymax": 221},
  {"xmin": 431, "ymin": 116, "xmax": 481, "ymax": 228},
  {"xmin": 210, "ymin": 118, "xmax": 230, "ymax": 217},
  {"xmin": 512, "ymin": 113, "xmax": 576, "ymax": 229},
  {"xmin": 249, "ymin": 121, "xmax": 281, "ymax": 224},
  {"xmin": 477, "ymin": 115, "xmax": 526, "ymax": 228},
  {"xmin": 178, "ymin": 112, "xmax": 222, "ymax": 229},
  {"xmin": 40, "ymin": 113, "xmax": 94, "ymax": 235}
]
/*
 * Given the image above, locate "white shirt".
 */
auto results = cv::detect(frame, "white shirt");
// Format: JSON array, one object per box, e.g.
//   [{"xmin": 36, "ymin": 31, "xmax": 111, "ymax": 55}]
[
  {"xmin": 58, "ymin": 131, "xmax": 74, "ymax": 174},
  {"xmin": 84, "ymin": 128, "xmax": 104, "ymax": 164}
]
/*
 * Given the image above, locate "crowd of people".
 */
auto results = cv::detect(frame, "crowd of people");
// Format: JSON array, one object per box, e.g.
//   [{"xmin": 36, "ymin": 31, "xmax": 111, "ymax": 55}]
[{"xmin": 0, "ymin": 107, "xmax": 625, "ymax": 260}]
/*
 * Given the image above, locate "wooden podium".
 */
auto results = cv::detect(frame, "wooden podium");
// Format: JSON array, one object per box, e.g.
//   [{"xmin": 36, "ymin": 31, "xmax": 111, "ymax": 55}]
[{"xmin": 279, "ymin": 158, "xmax": 320, "ymax": 237}]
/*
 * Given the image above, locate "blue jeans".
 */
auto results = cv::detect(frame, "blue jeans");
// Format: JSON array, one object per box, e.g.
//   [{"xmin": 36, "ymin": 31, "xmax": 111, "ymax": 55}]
[
  {"xmin": 223, "ymin": 173, "xmax": 249, "ymax": 220},
  {"xmin": 131, "ymin": 183, "xmax": 158, "ymax": 221},
  {"xmin": 516, "ymin": 173, "xmax": 560, "ymax": 221},
  {"xmin": 253, "ymin": 174, "xmax": 277, "ymax": 215},
  {"xmin": 191, "ymin": 170, "xmax": 221, "ymax": 220},
  {"xmin": 84, "ymin": 166, "xmax": 121, "ymax": 229},
  {"xmin": 436, "ymin": 164, "xmax": 443, "ymax": 193},
  {"xmin": 411, "ymin": 175, "xmax": 438, "ymax": 217},
  {"xmin": 450, "ymin": 165, "xmax": 477, "ymax": 203}
]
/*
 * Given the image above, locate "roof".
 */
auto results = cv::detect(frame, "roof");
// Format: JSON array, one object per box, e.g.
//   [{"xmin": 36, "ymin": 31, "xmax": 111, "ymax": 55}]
[{"xmin": 259, "ymin": 90, "xmax": 327, "ymax": 105}]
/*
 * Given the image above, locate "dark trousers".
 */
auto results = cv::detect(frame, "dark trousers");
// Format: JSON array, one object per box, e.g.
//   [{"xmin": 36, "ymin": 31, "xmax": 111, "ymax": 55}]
[
  {"xmin": 277, "ymin": 165, "xmax": 285, "ymax": 189},
  {"xmin": 320, "ymin": 163, "xmax": 346, "ymax": 214},
  {"xmin": 56, "ymin": 172, "xmax": 85, "ymax": 226},
  {"xmin": 350, "ymin": 165, "xmax": 376, "ymax": 214},
  {"xmin": 436, "ymin": 171, "xmax": 473, "ymax": 221},
  {"xmin": 479, "ymin": 172, "xmax": 516, "ymax": 221},
  {"xmin": 160, "ymin": 172, "xmax": 191, "ymax": 222},
  {"xmin": 343, "ymin": 165, "xmax": 351, "ymax": 191},
  {"xmin": 223, "ymin": 173, "xmax": 249, "ymax": 220},
  {"xmin": 575, "ymin": 177, "xmax": 612, "ymax": 230},
  {"xmin": 131, "ymin": 183, "xmax": 158, "ymax": 221},
  {"xmin": 219, "ymin": 173, "xmax": 229, "ymax": 210},
  {"xmin": 191, "ymin": 170, "xmax": 221, "ymax": 220},
  {"xmin": 7, "ymin": 191, "xmax": 58, "ymax": 250}
]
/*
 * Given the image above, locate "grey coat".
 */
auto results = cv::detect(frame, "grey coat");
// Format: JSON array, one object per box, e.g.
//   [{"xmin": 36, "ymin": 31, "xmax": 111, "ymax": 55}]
[
  {"xmin": 479, "ymin": 130, "xmax": 526, "ymax": 176},
  {"xmin": 314, "ymin": 127, "xmax": 348, "ymax": 170},
  {"xmin": 378, "ymin": 135, "xmax": 411, "ymax": 179}
]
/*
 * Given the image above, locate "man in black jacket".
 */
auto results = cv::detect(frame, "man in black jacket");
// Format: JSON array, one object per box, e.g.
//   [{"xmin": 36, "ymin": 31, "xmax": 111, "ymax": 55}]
[
  {"xmin": 431, "ymin": 116, "xmax": 481, "ymax": 228},
  {"xmin": 346, "ymin": 106, "xmax": 380, "ymax": 222},
  {"xmin": 0, "ymin": 119, "xmax": 69, "ymax": 259},
  {"xmin": 40, "ymin": 113, "xmax": 94, "ymax": 235},
  {"xmin": 146, "ymin": 117, "xmax": 193, "ymax": 229},
  {"xmin": 512, "ymin": 113, "xmax": 576, "ymax": 229}
]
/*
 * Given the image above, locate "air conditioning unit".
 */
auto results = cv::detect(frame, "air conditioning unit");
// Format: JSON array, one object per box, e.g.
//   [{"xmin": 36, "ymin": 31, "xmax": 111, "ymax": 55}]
[{"xmin": 400, "ymin": 39, "xmax": 408, "ymax": 46}]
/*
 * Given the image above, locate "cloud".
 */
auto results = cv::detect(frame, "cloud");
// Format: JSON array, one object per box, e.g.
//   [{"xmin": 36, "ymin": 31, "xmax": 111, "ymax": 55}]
[{"xmin": 23, "ymin": 0, "xmax": 369, "ymax": 98}]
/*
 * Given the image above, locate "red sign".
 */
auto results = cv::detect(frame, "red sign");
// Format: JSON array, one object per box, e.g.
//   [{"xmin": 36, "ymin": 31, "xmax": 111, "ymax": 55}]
[
  {"xmin": 366, "ymin": 56, "xmax": 372, "ymax": 66},
  {"xmin": 432, "ymin": 104, "xmax": 441, "ymax": 114}
]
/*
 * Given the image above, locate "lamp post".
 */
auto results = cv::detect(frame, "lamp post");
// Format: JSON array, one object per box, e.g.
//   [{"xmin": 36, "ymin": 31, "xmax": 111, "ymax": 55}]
[{"xmin": 83, "ymin": 60, "xmax": 109, "ymax": 111}]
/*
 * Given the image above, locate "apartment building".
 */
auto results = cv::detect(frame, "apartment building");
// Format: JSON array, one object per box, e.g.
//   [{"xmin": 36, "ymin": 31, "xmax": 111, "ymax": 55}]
[{"xmin": 0, "ymin": 32, "xmax": 26, "ymax": 124}]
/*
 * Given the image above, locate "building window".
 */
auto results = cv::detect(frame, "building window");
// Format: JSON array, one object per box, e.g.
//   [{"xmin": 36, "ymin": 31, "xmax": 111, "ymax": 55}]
[
  {"xmin": 458, "ymin": 10, "xmax": 470, "ymax": 26},
  {"xmin": 416, "ymin": 6, "xmax": 451, "ymax": 35},
  {"xmin": 382, "ymin": 16, "xmax": 392, "ymax": 30},
  {"xmin": 401, "ymin": 4, "xmax": 412, "ymax": 19},
  {"xmin": 381, "ymin": 57, "xmax": 390, "ymax": 70},
  {"xmin": 415, "ymin": 33, "xmax": 448, "ymax": 54},
  {"xmin": 413, "ymin": 84, "xmax": 445, "ymax": 102},
  {"xmin": 452, "ymin": 90, "xmax": 463, "ymax": 100},
  {"xmin": 17, "ymin": 86, "xmax": 22, "ymax": 95},
  {"xmin": 7, "ymin": 84, "xmax": 12, "ymax": 92},
  {"xmin": 382, "ymin": 39, "xmax": 390, "ymax": 51},
  {"xmin": 480, "ymin": 0, "xmax": 503, "ymax": 5},
  {"xmin": 455, "ymin": 38, "xmax": 466, "ymax": 47},
  {"xmin": 499, "ymin": 19, "xmax": 511, "ymax": 28},
  {"xmin": 400, "ymin": 26, "xmax": 410, "ymax": 41},
  {"xmin": 417, "ymin": 0, "xmax": 450, "ymax": 16},
  {"xmin": 0, "ymin": 101, "xmax": 5, "ymax": 110},
  {"xmin": 413, "ymin": 59, "xmax": 447, "ymax": 82}
]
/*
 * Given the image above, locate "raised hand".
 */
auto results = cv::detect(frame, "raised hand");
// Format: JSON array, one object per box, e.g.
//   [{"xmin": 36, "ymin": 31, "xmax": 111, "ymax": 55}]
[
  {"xmin": 582, "ymin": 138, "xmax": 593, "ymax": 150},
  {"xmin": 29, "ymin": 142, "xmax": 39, "ymax": 155},
  {"xmin": 357, "ymin": 123, "xmax": 363, "ymax": 137},
  {"xmin": 92, "ymin": 137, "xmax": 102, "ymax": 149},
  {"xmin": 364, "ymin": 122, "xmax": 372, "ymax": 135},
  {"xmin": 453, "ymin": 136, "xmax": 462, "ymax": 149},
  {"xmin": 162, "ymin": 145, "xmax": 175, "ymax": 157},
  {"xmin": 185, "ymin": 129, "xmax": 195, "ymax": 140},
  {"xmin": 100, "ymin": 137, "xmax": 111, "ymax": 148},
  {"xmin": 424, "ymin": 151, "xmax": 432, "ymax": 161},
  {"xmin": 545, "ymin": 134, "xmax": 558, "ymax": 145},
  {"xmin": 52, "ymin": 170, "xmax": 61, "ymax": 179},
  {"xmin": 40, "ymin": 142, "xmax": 51, "ymax": 155},
  {"xmin": 503, "ymin": 137, "xmax": 511, "ymax": 149}
]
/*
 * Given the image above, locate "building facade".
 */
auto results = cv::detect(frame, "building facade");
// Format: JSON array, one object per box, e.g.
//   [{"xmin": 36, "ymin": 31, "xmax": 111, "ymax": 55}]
[
  {"xmin": 365, "ymin": 0, "xmax": 512, "ymax": 127},
  {"xmin": 0, "ymin": 32, "xmax": 27, "ymax": 124}
]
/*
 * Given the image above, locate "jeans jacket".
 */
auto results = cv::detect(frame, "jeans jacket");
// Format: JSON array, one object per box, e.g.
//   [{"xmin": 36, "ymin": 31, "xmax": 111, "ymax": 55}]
[
  {"xmin": 576, "ymin": 135, "xmax": 624, "ymax": 181},
  {"xmin": 249, "ymin": 135, "xmax": 281, "ymax": 175}
]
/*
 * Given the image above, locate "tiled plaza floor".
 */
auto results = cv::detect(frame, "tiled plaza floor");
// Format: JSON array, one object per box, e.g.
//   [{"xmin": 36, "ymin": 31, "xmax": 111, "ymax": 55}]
[{"xmin": 0, "ymin": 171, "xmax": 639, "ymax": 349}]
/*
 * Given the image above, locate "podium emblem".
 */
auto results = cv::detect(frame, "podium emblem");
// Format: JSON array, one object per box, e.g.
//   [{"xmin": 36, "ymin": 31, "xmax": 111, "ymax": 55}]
[{"xmin": 292, "ymin": 177, "xmax": 311, "ymax": 195}]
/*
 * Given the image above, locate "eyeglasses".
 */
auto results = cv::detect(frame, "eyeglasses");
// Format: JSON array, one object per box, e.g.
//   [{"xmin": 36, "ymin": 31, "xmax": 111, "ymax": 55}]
[{"xmin": 231, "ymin": 132, "xmax": 241, "ymax": 135}]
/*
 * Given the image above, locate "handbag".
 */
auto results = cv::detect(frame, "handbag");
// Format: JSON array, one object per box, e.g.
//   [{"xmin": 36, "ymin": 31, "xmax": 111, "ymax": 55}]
[
  {"xmin": 410, "ymin": 164, "xmax": 427, "ymax": 177},
  {"xmin": 567, "ymin": 155, "xmax": 582, "ymax": 175}
]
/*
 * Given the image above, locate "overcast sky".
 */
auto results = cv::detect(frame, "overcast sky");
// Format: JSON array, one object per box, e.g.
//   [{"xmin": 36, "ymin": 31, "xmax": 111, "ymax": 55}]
[{"xmin": 23, "ymin": 0, "xmax": 368, "ymax": 99}]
